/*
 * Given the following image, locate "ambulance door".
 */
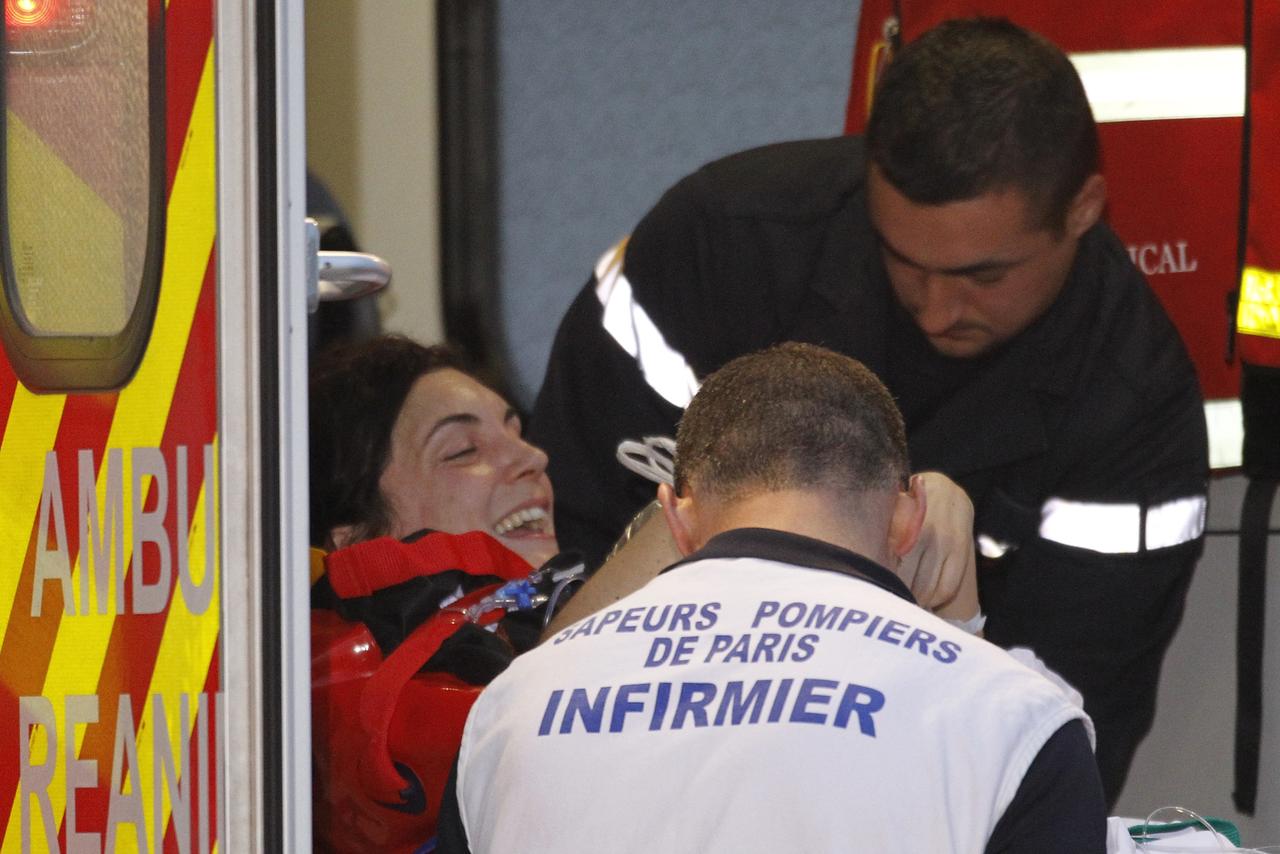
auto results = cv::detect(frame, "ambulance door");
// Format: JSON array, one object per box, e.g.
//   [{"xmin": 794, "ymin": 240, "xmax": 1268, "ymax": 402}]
[{"xmin": 0, "ymin": 0, "xmax": 310, "ymax": 850}]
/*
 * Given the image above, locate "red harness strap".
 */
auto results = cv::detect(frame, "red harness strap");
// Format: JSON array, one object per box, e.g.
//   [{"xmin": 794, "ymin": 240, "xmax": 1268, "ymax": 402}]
[{"xmin": 325, "ymin": 529, "xmax": 533, "ymax": 598}]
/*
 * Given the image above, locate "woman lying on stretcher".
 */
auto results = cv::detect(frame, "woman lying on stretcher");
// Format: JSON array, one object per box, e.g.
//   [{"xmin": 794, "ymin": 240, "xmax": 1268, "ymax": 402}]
[{"xmin": 307, "ymin": 335, "xmax": 573, "ymax": 854}]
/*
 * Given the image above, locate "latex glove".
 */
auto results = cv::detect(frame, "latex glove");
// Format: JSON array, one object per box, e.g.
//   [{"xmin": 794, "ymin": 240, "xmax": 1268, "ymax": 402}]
[{"xmin": 897, "ymin": 471, "xmax": 981, "ymax": 625}]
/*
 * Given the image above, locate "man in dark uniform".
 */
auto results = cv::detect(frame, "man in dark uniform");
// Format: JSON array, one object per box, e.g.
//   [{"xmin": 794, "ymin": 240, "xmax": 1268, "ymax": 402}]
[{"xmin": 527, "ymin": 18, "xmax": 1208, "ymax": 806}]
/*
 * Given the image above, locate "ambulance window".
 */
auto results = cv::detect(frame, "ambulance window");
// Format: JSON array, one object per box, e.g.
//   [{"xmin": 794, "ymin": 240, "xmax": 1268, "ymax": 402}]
[{"xmin": 0, "ymin": 0, "xmax": 164, "ymax": 390}]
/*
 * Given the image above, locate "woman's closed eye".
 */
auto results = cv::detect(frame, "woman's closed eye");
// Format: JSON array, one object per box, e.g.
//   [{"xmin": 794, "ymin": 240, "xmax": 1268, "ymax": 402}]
[{"xmin": 441, "ymin": 445, "xmax": 477, "ymax": 463}]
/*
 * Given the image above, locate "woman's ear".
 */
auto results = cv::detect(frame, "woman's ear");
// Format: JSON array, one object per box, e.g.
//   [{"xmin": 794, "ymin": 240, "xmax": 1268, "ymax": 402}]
[
  {"xmin": 327, "ymin": 524, "xmax": 357, "ymax": 552},
  {"xmin": 658, "ymin": 482, "xmax": 699, "ymax": 557}
]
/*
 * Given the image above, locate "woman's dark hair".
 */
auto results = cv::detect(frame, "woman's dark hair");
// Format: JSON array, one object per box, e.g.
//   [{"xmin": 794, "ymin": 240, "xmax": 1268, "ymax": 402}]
[
  {"xmin": 867, "ymin": 17, "xmax": 1099, "ymax": 232},
  {"xmin": 309, "ymin": 335, "xmax": 466, "ymax": 547}
]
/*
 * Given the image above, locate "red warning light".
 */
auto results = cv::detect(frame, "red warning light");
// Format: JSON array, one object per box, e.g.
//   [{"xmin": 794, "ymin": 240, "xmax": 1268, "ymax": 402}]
[
  {"xmin": 6, "ymin": 0, "xmax": 59, "ymax": 28},
  {"xmin": 4, "ymin": 0, "xmax": 92, "ymax": 54}
]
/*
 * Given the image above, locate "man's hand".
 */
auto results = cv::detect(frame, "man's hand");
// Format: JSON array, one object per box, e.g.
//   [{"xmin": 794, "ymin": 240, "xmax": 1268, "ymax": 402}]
[
  {"xmin": 897, "ymin": 472, "xmax": 981, "ymax": 625},
  {"xmin": 540, "ymin": 501, "xmax": 680, "ymax": 640}
]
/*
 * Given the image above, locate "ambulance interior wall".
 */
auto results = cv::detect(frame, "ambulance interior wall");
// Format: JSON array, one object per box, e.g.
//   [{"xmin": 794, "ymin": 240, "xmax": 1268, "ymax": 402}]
[
  {"xmin": 302, "ymin": 0, "xmax": 1280, "ymax": 836},
  {"xmin": 305, "ymin": 0, "xmax": 444, "ymax": 344}
]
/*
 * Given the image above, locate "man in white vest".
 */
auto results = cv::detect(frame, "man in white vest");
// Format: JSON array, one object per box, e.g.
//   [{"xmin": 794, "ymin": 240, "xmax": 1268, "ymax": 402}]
[{"xmin": 438, "ymin": 343, "xmax": 1106, "ymax": 853}]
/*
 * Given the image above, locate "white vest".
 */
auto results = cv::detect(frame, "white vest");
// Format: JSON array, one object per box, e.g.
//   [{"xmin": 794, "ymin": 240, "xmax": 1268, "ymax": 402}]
[{"xmin": 457, "ymin": 536, "xmax": 1088, "ymax": 853}]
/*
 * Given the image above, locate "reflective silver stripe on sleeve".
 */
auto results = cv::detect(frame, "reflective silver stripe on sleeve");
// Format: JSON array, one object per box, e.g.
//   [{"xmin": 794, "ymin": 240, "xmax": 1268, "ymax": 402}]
[
  {"xmin": 1039, "ymin": 495, "xmax": 1207, "ymax": 553},
  {"xmin": 593, "ymin": 239, "xmax": 701, "ymax": 409},
  {"xmin": 1205, "ymin": 399, "xmax": 1243, "ymax": 470},
  {"xmin": 1070, "ymin": 46, "xmax": 1245, "ymax": 123}
]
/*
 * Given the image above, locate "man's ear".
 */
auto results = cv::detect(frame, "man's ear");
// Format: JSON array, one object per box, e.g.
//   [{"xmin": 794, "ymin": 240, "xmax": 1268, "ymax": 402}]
[
  {"xmin": 658, "ymin": 482, "xmax": 699, "ymax": 557},
  {"xmin": 888, "ymin": 475, "xmax": 927, "ymax": 559},
  {"xmin": 1066, "ymin": 173, "xmax": 1107, "ymax": 239}
]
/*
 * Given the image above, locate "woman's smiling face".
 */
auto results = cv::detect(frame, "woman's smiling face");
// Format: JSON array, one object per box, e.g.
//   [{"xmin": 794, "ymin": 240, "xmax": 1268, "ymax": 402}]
[{"xmin": 376, "ymin": 368, "xmax": 559, "ymax": 567}]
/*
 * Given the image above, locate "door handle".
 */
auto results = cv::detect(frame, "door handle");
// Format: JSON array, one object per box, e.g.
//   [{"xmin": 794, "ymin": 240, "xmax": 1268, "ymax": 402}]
[{"xmin": 306, "ymin": 217, "xmax": 392, "ymax": 312}]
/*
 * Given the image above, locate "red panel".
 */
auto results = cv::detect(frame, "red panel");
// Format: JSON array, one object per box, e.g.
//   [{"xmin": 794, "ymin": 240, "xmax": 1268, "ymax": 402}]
[
  {"xmin": 165, "ymin": 0, "xmax": 215, "ymax": 194},
  {"xmin": 0, "ymin": 0, "xmax": 218, "ymax": 843},
  {"xmin": 0, "ymin": 359, "xmax": 16, "ymax": 446},
  {"xmin": 1102, "ymin": 119, "xmax": 1243, "ymax": 399}
]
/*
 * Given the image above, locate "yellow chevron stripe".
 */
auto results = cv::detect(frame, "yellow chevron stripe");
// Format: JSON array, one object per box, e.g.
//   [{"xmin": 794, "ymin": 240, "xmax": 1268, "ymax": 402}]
[
  {"xmin": 1, "ymin": 43, "xmax": 217, "ymax": 854},
  {"xmin": 1239, "ymin": 266, "xmax": 1280, "ymax": 340}
]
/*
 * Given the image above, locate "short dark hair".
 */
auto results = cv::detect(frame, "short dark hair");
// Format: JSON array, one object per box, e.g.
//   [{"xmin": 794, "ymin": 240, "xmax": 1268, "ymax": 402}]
[
  {"xmin": 308, "ymin": 335, "xmax": 466, "ymax": 547},
  {"xmin": 866, "ymin": 17, "xmax": 1098, "ymax": 231},
  {"xmin": 673, "ymin": 343, "xmax": 908, "ymax": 501}
]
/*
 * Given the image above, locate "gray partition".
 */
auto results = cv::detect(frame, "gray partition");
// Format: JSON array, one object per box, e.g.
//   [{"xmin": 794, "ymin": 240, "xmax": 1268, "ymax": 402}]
[
  {"xmin": 1115, "ymin": 475, "xmax": 1280, "ymax": 839},
  {"xmin": 495, "ymin": 0, "xmax": 860, "ymax": 404}
]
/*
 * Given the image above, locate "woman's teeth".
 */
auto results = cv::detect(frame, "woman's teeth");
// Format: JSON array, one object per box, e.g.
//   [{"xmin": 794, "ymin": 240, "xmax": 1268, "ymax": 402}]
[{"xmin": 492, "ymin": 506, "xmax": 548, "ymax": 535}]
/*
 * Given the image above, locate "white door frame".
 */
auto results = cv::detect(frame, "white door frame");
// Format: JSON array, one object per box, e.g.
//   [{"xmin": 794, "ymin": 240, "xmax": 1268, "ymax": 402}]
[{"xmin": 216, "ymin": 0, "xmax": 311, "ymax": 849}]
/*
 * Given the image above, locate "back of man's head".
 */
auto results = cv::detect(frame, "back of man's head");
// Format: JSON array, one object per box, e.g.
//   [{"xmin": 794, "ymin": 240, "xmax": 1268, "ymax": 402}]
[
  {"xmin": 866, "ymin": 17, "xmax": 1098, "ymax": 232},
  {"xmin": 673, "ymin": 343, "xmax": 908, "ymax": 503}
]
